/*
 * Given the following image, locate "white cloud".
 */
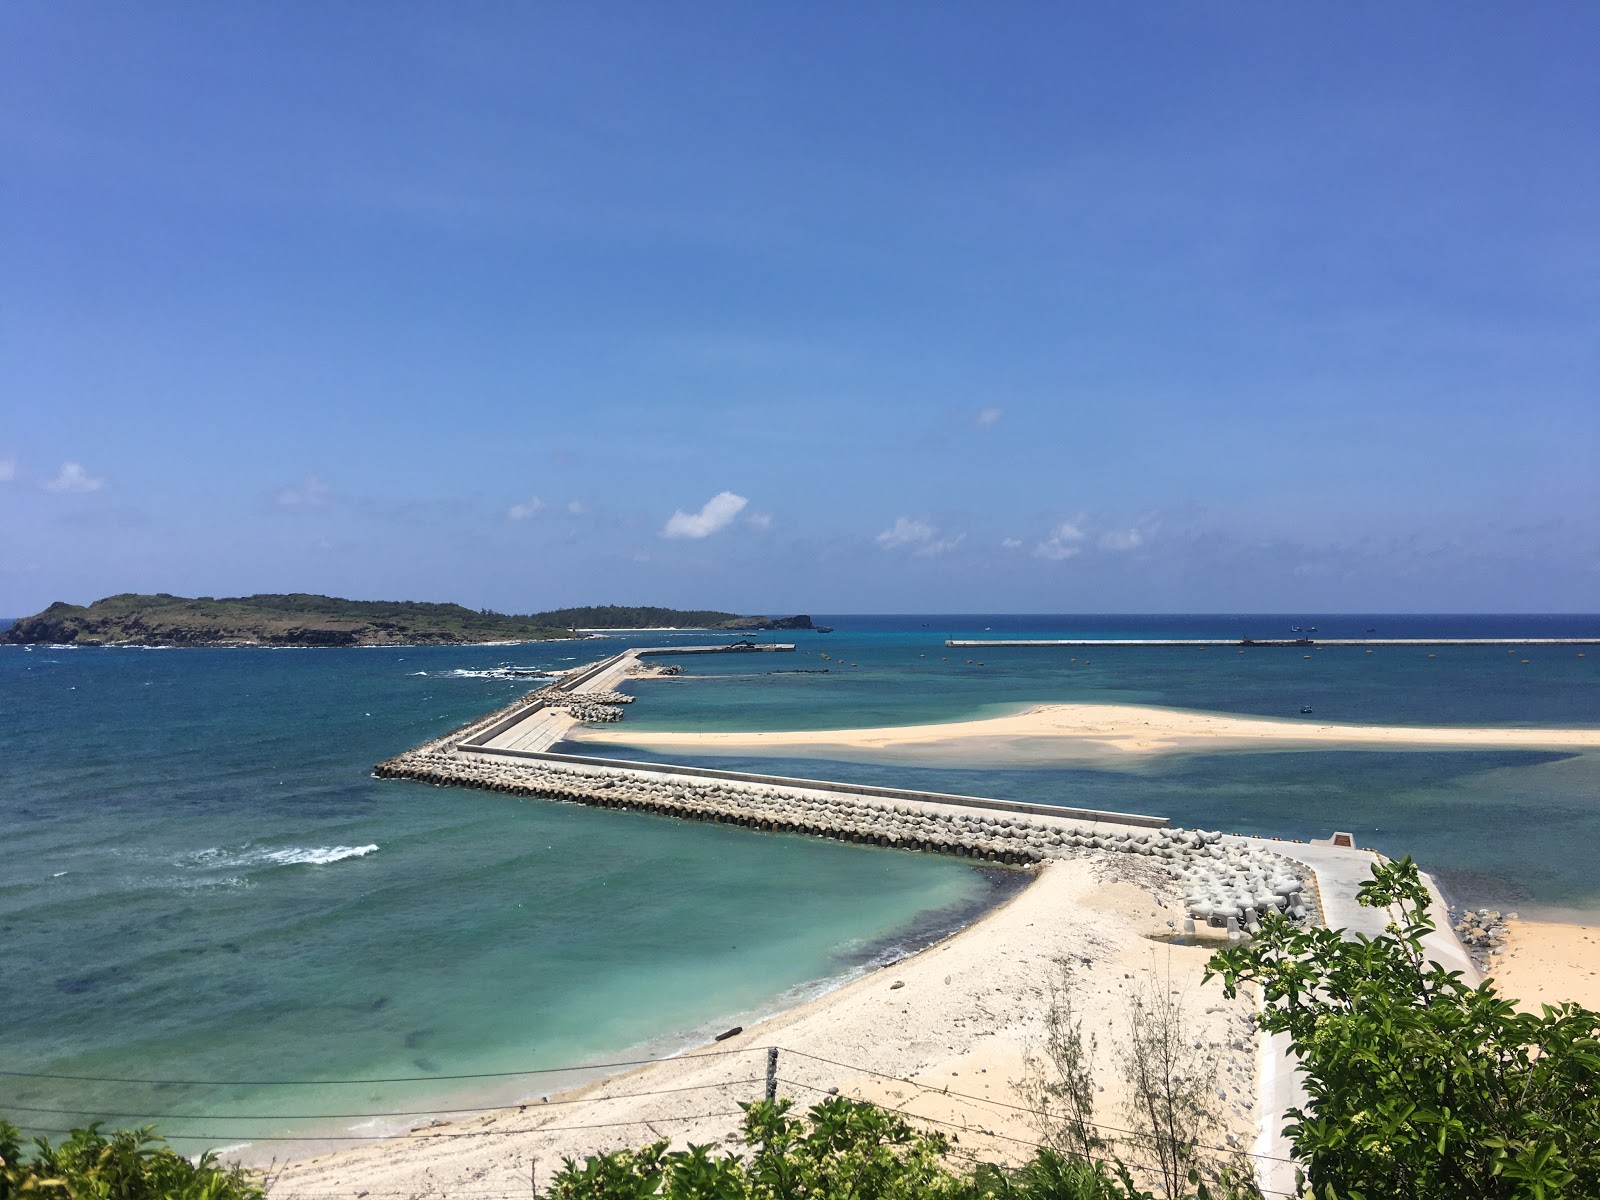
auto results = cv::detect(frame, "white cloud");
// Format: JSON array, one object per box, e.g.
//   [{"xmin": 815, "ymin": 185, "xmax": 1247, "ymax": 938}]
[
  {"xmin": 0, "ymin": 459, "xmax": 15, "ymax": 483},
  {"xmin": 1098, "ymin": 527, "xmax": 1146, "ymax": 552},
  {"xmin": 976, "ymin": 406, "xmax": 1004, "ymax": 429},
  {"xmin": 566, "ymin": 500, "xmax": 586, "ymax": 516},
  {"xmin": 276, "ymin": 473, "xmax": 330, "ymax": 507},
  {"xmin": 1035, "ymin": 521, "xmax": 1087, "ymax": 561},
  {"xmin": 876, "ymin": 516, "xmax": 964, "ymax": 556},
  {"xmin": 746, "ymin": 511, "xmax": 773, "ymax": 531},
  {"xmin": 876, "ymin": 517, "xmax": 935, "ymax": 549},
  {"xmin": 43, "ymin": 461, "xmax": 106, "ymax": 494},
  {"xmin": 507, "ymin": 496, "xmax": 546, "ymax": 520},
  {"xmin": 662, "ymin": 490, "xmax": 748, "ymax": 539},
  {"xmin": 1001, "ymin": 537, "xmax": 1023, "ymax": 550}
]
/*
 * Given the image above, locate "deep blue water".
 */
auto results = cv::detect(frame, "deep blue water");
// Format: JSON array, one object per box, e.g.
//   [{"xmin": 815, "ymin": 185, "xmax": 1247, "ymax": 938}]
[{"xmin": 2, "ymin": 613, "xmax": 1596, "ymax": 1150}]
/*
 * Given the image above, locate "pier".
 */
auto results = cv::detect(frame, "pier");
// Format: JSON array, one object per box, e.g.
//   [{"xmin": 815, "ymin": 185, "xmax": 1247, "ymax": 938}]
[{"xmin": 946, "ymin": 637, "xmax": 1600, "ymax": 648}]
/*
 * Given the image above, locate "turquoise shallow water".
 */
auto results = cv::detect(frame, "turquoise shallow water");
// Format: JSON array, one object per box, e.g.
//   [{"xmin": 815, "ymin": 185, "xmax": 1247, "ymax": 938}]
[
  {"xmin": 2, "ymin": 613, "xmax": 1596, "ymax": 1149},
  {"xmin": 0, "ymin": 637, "xmax": 1004, "ymax": 1149}
]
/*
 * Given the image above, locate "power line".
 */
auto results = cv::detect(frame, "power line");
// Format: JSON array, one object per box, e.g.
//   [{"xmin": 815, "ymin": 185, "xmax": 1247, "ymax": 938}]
[
  {"xmin": 777, "ymin": 1080, "xmax": 1300, "ymax": 1200},
  {"xmin": 0, "ymin": 1047, "xmax": 753, "ymax": 1087},
  {"xmin": 779, "ymin": 1046, "xmax": 1298, "ymax": 1166},
  {"xmin": 5, "ymin": 1078, "xmax": 763, "ymax": 1122},
  {"xmin": 9, "ymin": 1109, "xmax": 748, "ymax": 1143}
]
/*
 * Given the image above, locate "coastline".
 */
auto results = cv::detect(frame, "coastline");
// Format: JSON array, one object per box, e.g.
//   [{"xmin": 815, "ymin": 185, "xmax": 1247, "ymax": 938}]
[
  {"xmin": 571, "ymin": 701, "xmax": 1600, "ymax": 759},
  {"xmin": 270, "ymin": 857, "xmax": 1263, "ymax": 1195}
]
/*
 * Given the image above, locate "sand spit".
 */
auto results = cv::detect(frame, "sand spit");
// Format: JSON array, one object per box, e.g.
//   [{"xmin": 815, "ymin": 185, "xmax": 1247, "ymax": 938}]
[
  {"xmin": 269, "ymin": 860, "xmax": 1262, "ymax": 1197},
  {"xmin": 572, "ymin": 702, "xmax": 1600, "ymax": 759}
]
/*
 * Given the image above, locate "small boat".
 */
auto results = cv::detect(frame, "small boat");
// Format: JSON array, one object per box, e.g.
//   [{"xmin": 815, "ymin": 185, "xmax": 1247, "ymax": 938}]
[
  {"xmin": 814, "ymin": 626, "xmax": 834, "ymax": 633},
  {"xmin": 1299, "ymin": 706, "xmax": 1314, "ymax": 714}
]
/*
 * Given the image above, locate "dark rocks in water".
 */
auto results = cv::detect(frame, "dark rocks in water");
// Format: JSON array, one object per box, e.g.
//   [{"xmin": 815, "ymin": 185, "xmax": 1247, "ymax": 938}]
[
  {"xmin": 713, "ymin": 1026, "xmax": 743, "ymax": 1042},
  {"xmin": 220, "ymin": 942, "xmax": 241, "ymax": 953},
  {"xmin": 369, "ymin": 996, "xmax": 389, "ymax": 1011}
]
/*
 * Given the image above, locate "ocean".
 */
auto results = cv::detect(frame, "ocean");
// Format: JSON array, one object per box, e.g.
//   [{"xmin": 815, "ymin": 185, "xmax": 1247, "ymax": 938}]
[{"xmin": 2, "ymin": 613, "xmax": 1596, "ymax": 1150}]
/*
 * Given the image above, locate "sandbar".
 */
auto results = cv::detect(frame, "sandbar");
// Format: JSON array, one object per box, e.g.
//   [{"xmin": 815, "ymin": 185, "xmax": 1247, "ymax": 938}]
[{"xmin": 572, "ymin": 703, "xmax": 1600, "ymax": 759}]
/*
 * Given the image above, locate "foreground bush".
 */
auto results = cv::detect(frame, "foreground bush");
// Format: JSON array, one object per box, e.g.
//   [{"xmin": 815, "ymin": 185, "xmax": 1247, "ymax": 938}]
[
  {"xmin": 546, "ymin": 1095, "xmax": 1255, "ymax": 1200},
  {"xmin": 0, "ymin": 1120, "xmax": 264, "ymax": 1200},
  {"xmin": 1208, "ymin": 856, "xmax": 1600, "ymax": 1199}
]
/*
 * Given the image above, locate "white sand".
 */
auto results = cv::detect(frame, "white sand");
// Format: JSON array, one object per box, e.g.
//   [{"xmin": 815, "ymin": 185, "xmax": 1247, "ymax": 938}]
[
  {"xmin": 270, "ymin": 860, "xmax": 1259, "ymax": 1195},
  {"xmin": 572, "ymin": 702, "xmax": 1600, "ymax": 759},
  {"xmin": 1490, "ymin": 919, "xmax": 1600, "ymax": 1014}
]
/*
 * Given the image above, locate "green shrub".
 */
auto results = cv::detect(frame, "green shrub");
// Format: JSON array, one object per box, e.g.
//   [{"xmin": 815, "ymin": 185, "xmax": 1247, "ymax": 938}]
[
  {"xmin": 1207, "ymin": 856, "xmax": 1600, "ymax": 1199},
  {"xmin": 0, "ymin": 1120, "xmax": 264, "ymax": 1200}
]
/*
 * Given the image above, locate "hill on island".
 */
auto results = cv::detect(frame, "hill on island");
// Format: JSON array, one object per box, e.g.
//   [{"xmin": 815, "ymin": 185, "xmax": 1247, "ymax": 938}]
[{"xmin": 2, "ymin": 594, "xmax": 813, "ymax": 647}]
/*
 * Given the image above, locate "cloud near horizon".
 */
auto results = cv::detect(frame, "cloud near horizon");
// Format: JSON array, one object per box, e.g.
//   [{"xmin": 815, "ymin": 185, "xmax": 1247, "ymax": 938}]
[
  {"xmin": 507, "ymin": 496, "xmax": 546, "ymax": 520},
  {"xmin": 662, "ymin": 490, "xmax": 748, "ymax": 539},
  {"xmin": 43, "ymin": 462, "xmax": 106, "ymax": 494},
  {"xmin": 976, "ymin": 406, "xmax": 1004, "ymax": 429},
  {"xmin": 275, "ymin": 473, "xmax": 330, "ymax": 507},
  {"xmin": 1098, "ymin": 527, "xmax": 1147, "ymax": 552},
  {"xmin": 1034, "ymin": 520, "xmax": 1086, "ymax": 560},
  {"xmin": 876, "ymin": 516, "xmax": 965, "ymax": 556}
]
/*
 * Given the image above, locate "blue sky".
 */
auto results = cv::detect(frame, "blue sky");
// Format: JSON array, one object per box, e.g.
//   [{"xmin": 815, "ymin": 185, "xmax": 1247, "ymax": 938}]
[{"xmin": 3, "ymin": 3, "xmax": 1596, "ymax": 615}]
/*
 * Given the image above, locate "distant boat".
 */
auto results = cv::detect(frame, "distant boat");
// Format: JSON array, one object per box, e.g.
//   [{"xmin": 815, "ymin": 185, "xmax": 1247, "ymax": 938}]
[
  {"xmin": 1299, "ymin": 706, "xmax": 1314, "ymax": 714},
  {"xmin": 814, "ymin": 626, "xmax": 834, "ymax": 633},
  {"xmin": 1291, "ymin": 626, "xmax": 1301, "ymax": 633}
]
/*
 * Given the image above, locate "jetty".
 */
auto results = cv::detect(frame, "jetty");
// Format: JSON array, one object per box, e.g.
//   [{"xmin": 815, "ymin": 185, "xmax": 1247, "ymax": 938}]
[
  {"xmin": 946, "ymin": 637, "xmax": 1600, "ymax": 648},
  {"xmin": 376, "ymin": 647, "xmax": 1336, "ymax": 935}
]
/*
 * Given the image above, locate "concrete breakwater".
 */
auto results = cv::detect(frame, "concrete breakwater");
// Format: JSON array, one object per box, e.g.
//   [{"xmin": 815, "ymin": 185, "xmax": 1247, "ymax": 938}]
[
  {"xmin": 376, "ymin": 746, "xmax": 1318, "ymax": 930},
  {"xmin": 378, "ymin": 649, "xmax": 1319, "ymax": 931}
]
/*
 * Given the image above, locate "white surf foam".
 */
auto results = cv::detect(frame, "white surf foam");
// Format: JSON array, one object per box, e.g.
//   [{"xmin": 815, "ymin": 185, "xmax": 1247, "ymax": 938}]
[{"xmin": 261, "ymin": 845, "xmax": 380, "ymax": 866}]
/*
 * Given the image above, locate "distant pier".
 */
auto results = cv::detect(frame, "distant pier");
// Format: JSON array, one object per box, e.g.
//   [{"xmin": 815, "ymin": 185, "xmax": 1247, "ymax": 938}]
[{"xmin": 946, "ymin": 637, "xmax": 1600, "ymax": 648}]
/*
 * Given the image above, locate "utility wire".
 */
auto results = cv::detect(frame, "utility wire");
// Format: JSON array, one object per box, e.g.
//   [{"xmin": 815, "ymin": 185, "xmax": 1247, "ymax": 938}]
[
  {"xmin": 778, "ymin": 1079, "xmax": 1300, "ymax": 1200},
  {"xmin": 0, "ymin": 1047, "xmax": 753, "ymax": 1087},
  {"xmin": 779, "ymin": 1046, "xmax": 1298, "ymax": 1166},
  {"xmin": 9, "ymin": 1110, "xmax": 747, "ymax": 1143},
  {"xmin": 5, "ymin": 1078, "xmax": 764, "ymax": 1122}
]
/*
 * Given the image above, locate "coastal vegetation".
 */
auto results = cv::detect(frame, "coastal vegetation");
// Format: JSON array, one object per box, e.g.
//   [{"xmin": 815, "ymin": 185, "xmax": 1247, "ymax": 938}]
[
  {"xmin": 0, "ymin": 1121, "xmax": 264, "ymax": 1199},
  {"xmin": 1208, "ymin": 856, "xmax": 1600, "ymax": 1199},
  {"xmin": 545, "ymin": 1097, "xmax": 1260, "ymax": 1200},
  {"xmin": 1, "ymin": 594, "xmax": 809, "ymax": 647}
]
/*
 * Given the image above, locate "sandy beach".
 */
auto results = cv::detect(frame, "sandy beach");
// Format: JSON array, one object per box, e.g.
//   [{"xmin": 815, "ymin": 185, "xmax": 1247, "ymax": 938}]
[
  {"xmin": 270, "ymin": 858, "xmax": 1260, "ymax": 1196},
  {"xmin": 1489, "ymin": 920, "xmax": 1600, "ymax": 1014},
  {"xmin": 572, "ymin": 702, "xmax": 1600, "ymax": 760}
]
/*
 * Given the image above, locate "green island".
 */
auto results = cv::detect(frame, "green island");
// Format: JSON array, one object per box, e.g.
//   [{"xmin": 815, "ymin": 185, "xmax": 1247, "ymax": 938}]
[{"xmin": 1, "ymin": 594, "xmax": 814, "ymax": 647}]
